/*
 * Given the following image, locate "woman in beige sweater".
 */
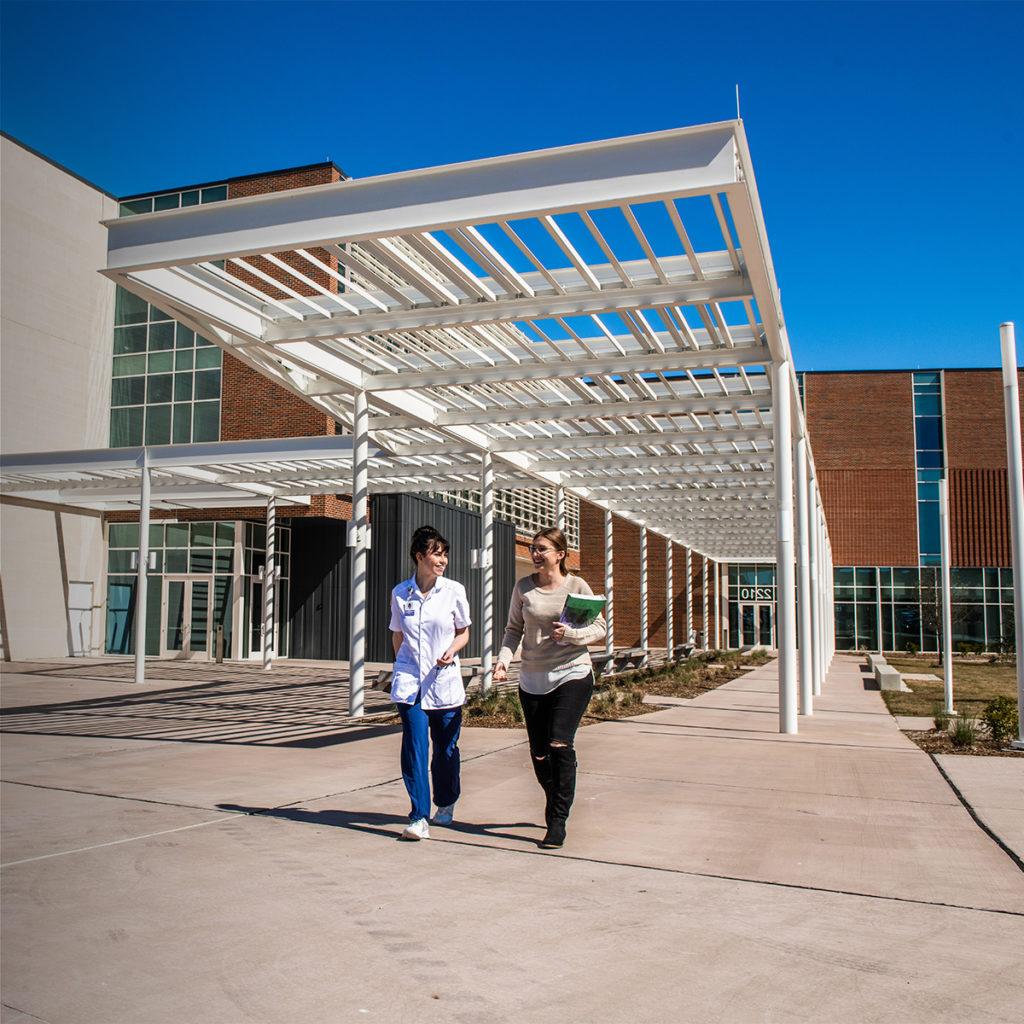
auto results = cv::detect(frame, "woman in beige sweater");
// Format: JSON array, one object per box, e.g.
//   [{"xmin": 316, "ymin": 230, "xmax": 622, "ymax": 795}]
[{"xmin": 494, "ymin": 527, "xmax": 606, "ymax": 849}]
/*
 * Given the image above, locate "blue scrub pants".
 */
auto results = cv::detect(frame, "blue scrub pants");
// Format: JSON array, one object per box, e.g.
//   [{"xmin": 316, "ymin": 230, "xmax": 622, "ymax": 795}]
[{"xmin": 396, "ymin": 697, "xmax": 462, "ymax": 822}]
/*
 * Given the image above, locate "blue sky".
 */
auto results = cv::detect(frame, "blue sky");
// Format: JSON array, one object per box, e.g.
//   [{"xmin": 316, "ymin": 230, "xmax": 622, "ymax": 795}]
[{"xmin": 2, "ymin": 0, "xmax": 1021, "ymax": 372}]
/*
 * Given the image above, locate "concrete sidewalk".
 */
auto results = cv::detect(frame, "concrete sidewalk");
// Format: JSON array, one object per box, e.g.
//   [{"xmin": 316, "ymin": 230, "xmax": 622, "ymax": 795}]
[{"xmin": 2, "ymin": 655, "xmax": 1022, "ymax": 1024}]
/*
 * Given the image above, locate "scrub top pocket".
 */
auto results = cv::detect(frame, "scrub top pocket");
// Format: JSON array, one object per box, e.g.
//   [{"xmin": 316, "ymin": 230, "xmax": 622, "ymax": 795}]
[{"xmin": 390, "ymin": 658, "xmax": 420, "ymax": 704}]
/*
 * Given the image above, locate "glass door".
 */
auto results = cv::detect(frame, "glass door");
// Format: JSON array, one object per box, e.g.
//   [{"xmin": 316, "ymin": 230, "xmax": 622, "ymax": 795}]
[
  {"xmin": 161, "ymin": 576, "xmax": 211, "ymax": 659},
  {"xmin": 740, "ymin": 604, "xmax": 756, "ymax": 647},
  {"xmin": 758, "ymin": 604, "xmax": 774, "ymax": 647},
  {"xmin": 248, "ymin": 577, "xmax": 264, "ymax": 660},
  {"xmin": 739, "ymin": 603, "xmax": 775, "ymax": 648}
]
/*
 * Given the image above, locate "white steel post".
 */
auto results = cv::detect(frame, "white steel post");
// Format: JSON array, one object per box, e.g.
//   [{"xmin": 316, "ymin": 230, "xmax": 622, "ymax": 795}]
[
  {"xmin": 795, "ymin": 437, "xmax": 813, "ymax": 715},
  {"xmin": 133, "ymin": 449, "xmax": 150, "ymax": 685},
  {"xmin": 604, "ymin": 510, "xmax": 614, "ymax": 657},
  {"xmin": 702, "ymin": 556, "xmax": 709, "ymax": 650},
  {"xmin": 348, "ymin": 390, "xmax": 369, "ymax": 718},
  {"xmin": 1000, "ymin": 322, "xmax": 1024, "ymax": 748},
  {"xmin": 774, "ymin": 360, "xmax": 798, "ymax": 734},
  {"xmin": 481, "ymin": 452, "xmax": 494, "ymax": 694},
  {"xmin": 686, "ymin": 549, "xmax": 694, "ymax": 645},
  {"xmin": 556, "ymin": 485, "xmax": 566, "ymax": 535},
  {"xmin": 809, "ymin": 497, "xmax": 822, "ymax": 696},
  {"xmin": 639, "ymin": 527, "xmax": 648, "ymax": 666},
  {"xmin": 712, "ymin": 560, "xmax": 721, "ymax": 649},
  {"xmin": 938, "ymin": 478, "xmax": 954, "ymax": 714},
  {"xmin": 263, "ymin": 495, "xmax": 276, "ymax": 671},
  {"xmin": 719, "ymin": 562, "xmax": 728, "ymax": 649},
  {"xmin": 666, "ymin": 539, "xmax": 674, "ymax": 659},
  {"xmin": 875, "ymin": 566, "xmax": 884, "ymax": 656}
]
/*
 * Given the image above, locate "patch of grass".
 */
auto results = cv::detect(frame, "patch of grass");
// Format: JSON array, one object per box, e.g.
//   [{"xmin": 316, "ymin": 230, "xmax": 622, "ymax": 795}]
[
  {"xmin": 880, "ymin": 656, "xmax": 1017, "ymax": 719},
  {"xmin": 950, "ymin": 716, "xmax": 979, "ymax": 749},
  {"xmin": 904, "ymin": 729, "xmax": 1022, "ymax": 757},
  {"xmin": 463, "ymin": 686, "xmax": 524, "ymax": 729}
]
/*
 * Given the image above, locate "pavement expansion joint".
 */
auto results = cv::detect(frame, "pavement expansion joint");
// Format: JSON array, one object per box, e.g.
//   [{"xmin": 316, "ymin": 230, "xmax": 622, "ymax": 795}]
[{"xmin": 0, "ymin": 778, "xmax": 219, "ymax": 813}]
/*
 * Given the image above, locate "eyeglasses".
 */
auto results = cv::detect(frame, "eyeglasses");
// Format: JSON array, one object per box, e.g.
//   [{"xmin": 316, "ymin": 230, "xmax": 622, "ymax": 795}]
[{"xmin": 528, "ymin": 545, "xmax": 556, "ymax": 554}]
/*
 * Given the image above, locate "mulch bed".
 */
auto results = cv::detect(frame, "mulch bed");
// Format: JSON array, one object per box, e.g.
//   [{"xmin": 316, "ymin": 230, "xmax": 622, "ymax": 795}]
[{"xmin": 902, "ymin": 730, "xmax": 1024, "ymax": 757}]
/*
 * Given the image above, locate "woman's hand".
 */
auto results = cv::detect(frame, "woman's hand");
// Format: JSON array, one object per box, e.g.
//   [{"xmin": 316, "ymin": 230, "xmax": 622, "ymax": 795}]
[
  {"xmin": 436, "ymin": 648, "xmax": 456, "ymax": 667},
  {"xmin": 493, "ymin": 663, "xmax": 509, "ymax": 683},
  {"xmin": 551, "ymin": 624, "xmax": 568, "ymax": 643}
]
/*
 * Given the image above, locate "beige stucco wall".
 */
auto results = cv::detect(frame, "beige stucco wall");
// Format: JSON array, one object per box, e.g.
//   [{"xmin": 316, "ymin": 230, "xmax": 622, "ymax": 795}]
[{"xmin": 1, "ymin": 136, "xmax": 116, "ymax": 659}]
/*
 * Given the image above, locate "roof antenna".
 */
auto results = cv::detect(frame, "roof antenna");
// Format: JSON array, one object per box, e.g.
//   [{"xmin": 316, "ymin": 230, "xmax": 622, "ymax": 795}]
[{"xmin": 735, "ymin": 83, "xmax": 741, "ymax": 120}]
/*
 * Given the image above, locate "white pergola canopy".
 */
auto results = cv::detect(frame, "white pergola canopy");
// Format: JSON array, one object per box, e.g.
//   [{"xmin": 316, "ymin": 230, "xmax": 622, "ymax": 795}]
[{"xmin": 101, "ymin": 119, "xmax": 825, "ymax": 563}]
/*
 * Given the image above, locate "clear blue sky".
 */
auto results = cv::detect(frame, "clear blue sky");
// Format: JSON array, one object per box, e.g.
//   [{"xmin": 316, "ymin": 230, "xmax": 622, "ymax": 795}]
[{"xmin": 2, "ymin": 0, "xmax": 1021, "ymax": 371}]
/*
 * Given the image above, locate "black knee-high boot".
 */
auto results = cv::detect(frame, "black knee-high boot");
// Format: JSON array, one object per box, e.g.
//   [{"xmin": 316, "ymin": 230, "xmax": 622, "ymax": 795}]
[
  {"xmin": 530, "ymin": 751, "xmax": 554, "ymax": 825},
  {"xmin": 541, "ymin": 745, "xmax": 577, "ymax": 848}
]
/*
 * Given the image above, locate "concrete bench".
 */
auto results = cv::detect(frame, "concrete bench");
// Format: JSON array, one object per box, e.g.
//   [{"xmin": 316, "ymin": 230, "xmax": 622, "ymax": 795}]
[
  {"xmin": 874, "ymin": 664, "xmax": 907, "ymax": 692},
  {"xmin": 615, "ymin": 648, "xmax": 648, "ymax": 672},
  {"xmin": 591, "ymin": 653, "xmax": 615, "ymax": 677},
  {"xmin": 672, "ymin": 644, "xmax": 695, "ymax": 661},
  {"xmin": 866, "ymin": 653, "xmax": 887, "ymax": 673}
]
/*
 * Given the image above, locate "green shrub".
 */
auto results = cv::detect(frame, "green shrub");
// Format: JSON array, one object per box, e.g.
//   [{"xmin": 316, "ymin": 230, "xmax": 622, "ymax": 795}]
[
  {"xmin": 981, "ymin": 696, "xmax": 1019, "ymax": 746},
  {"xmin": 950, "ymin": 716, "xmax": 979, "ymax": 749},
  {"xmin": 905, "ymin": 642, "xmax": 920, "ymax": 656},
  {"xmin": 932, "ymin": 703, "xmax": 952, "ymax": 732}
]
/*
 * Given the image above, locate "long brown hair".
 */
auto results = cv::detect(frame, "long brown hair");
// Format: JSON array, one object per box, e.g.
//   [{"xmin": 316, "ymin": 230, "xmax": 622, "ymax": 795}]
[{"xmin": 532, "ymin": 526, "xmax": 569, "ymax": 576}]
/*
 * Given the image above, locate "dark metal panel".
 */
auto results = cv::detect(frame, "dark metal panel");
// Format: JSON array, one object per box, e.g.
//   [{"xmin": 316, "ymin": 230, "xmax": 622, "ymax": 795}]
[{"xmin": 288, "ymin": 494, "xmax": 515, "ymax": 663}]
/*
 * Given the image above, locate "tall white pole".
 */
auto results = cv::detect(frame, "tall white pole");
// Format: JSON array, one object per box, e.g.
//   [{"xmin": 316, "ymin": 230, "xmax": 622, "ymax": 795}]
[
  {"xmin": 666, "ymin": 539, "xmax": 674, "ymax": 659},
  {"xmin": 938, "ymin": 478, "xmax": 954, "ymax": 714},
  {"xmin": 263, "ymin": 495, "xmax": 276, "ymax": 671},
  {"xmin": 808, "ymin": 493, "xmax": 822, "ymax": 696},
  {"xmin": 604, "ymin": 510, "xmax": 614, "ymax": 657},
  {"xmin": 481, "ymin": 452, "xmax": 494, "ymax": 694},
  {"xmin": 712, "ymin": 560, "xmax": 721, "ymax": 649},
  {"xmin": 639, "ymin": 527, "xmax": 648, "ymax": 665},
  {"xmin": 348, "ymin": 390, "xmax": 369, "ymax": 718},
  {"xmin": 875, "ymin": 566, "xmax": 884, "ymax": 656},
  {"xmin": 686, "ymin": 549, "xmax": 694, "ymax": 645},
  {"xmin": 133, "ymin": 449, "xmax": 150, "ymax": 685},
  {"xmin": 556, "ymin": 485, "xmax": 566, "ymax": 535},
  {"xmin": 1000, "ymin": 322, "xmax": 1024, "ymax": 748},
  {"xmin": 774, "ymin": 360, "xmax": 798, "ymax": 734},
  {"xmin": 795, "ymin": 437, "xmax": 813, "ymax": 715},
  {"xmin": 719, "ymin": 562, "xmax": 728, "ymax": 649},
  {"xmin": 701, "ymin": 556, "xmax": 709, "ymax": 649}
]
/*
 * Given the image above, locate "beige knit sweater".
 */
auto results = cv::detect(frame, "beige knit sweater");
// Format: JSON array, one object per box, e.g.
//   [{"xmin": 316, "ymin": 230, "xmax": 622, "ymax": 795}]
[{"xmin": 497, "ymin": 574, "xmax": 607, "ymax": 689}]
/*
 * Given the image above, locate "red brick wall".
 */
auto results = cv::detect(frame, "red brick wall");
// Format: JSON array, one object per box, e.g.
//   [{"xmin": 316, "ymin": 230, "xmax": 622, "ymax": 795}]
[{"xmin": 805, "ymin": 372, "xmax": 919, "ymax": 565}]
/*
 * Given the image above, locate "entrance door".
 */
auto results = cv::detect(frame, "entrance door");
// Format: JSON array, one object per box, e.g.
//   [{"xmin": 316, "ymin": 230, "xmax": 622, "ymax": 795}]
[
  {"xmin": 739, "ymin": 603, "xmax": 775, "ymax": 648},
  {"xmin": 161, "ymin": 577, "xmax": 211, "ymax": 659},
  {"xmin": 247, "ymin": 575, "xmax": 278, "ymax": 660}
]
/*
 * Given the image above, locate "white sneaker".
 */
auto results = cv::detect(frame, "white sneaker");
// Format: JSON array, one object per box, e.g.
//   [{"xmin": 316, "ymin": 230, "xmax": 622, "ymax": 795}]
[
  {"xmin": 401, "ymin": 818, "xmax": 430, "ymax": 841},
  {"xmin": 432, "ymin": 803, "xmax": 455, "ymax": 825}
]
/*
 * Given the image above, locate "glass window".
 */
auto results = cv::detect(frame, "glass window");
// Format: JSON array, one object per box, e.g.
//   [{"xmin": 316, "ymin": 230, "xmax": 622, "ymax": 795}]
[
  {"xmin": 148, "ymin": 322, "xmax": 175, "ymax": 351},
  {"xmin": 201, "ymin": 185, "xmax": 228, "ymax": 203},
  {"xmin": 195, "ymin": 333, "xmax": 214, "ymax": 348},
  {"xmin": 894, "ymin": 605, "xmax": 921, "ymax": 653},
  {"xmin": 147, "ymin": 374, "xmax": 173, "ymax": 404},
  {"xmin": 952, "ymin": 568, "xmax": 983, "ymax": 595},
  {"xmin": 148, "ymin": 352, "xmax": 174, "ymax": 374},
  {"xmin": 108, "ymin": 549, "xmax": 134, "ymax": 573},
  {"xmin": 918, "ymin": 503, "xmax": 941, "ymax": 556},
  {"xmin": 917, "ymin": 468, "xmax": 944, "ymax": 482},
  {"xmin": 112, "ymin": 354, "xmax": 147, "ymax": 377},
  {"xmin": 190, "ymin": 549, "xmax": 214, "ymax": 573},
  {"xmin": 174, "ymin": 349, "xmax": 194, "ymax": 370},
  {"xmin": 172, "ymin": 404, "xmax": 191, "ymax": 443},
  {"xmin": 109, "ymin": 523, "xmax": 139, "ymax": 548},
  {"xmin": 119, "ymin": 198, "xmax": 153, "ymax": 217},
  {"xmin": 913, "ymin": 371, "xmax": 941, "ymax": 387},
  {"xmin": 113, "ymin": 326, "xmax": 147, "ymax": 355},
  {"xmin": 194, "ymin": 369, "xmax": 220, "ymax": 400},
  {"xmin": 144, "ymin": 404, "xmax": 171, "ymax": 445},
  {"xmin": 149, "ymin": 524, "xmax": 164, "ymax": 548},
  {"xmin": 892, "ymin": 568, "xmax": 919, "ymax": 601},
  {"xmin": 917, "ymin": 481, "xmax": 939, "ymax": 501},
  {"xmin": 175, "ymin": 323, "xmax": 195, "ymax": 348},
  {"xmin": 194, "ymin": 346, "xmax": 221, "ymax": 369},
  {"xmin": 913, "ymin": 392, "xmax": 942, "ymax": 416},
  {"xmin": 111, "ymin": 377, "xmax": 145, "ymax": 407},
  {"xmin": 181, "ymin": 190, "xmax": 200, "ymax": 207},
  {"xmin": 115, "ymin": 287, "xmax": 149, "ymax": 326},
  {"xmin": 165, "ymin": 548, "xmax": 188, "ymax": 573},
  {"xmin": 193, "ymin": 401, "xmax": 220, "ymax": 442},
  {"xmin": 984, "ymin": 568, "xmax": 999, "ymax": 587},
  {"xmin": 153, "ymin": 193, "xmax": 180, "ymax": 212},
  {"xmin": 110, "ymin": 406, "xmax": 143, "ymax": 447},
  {"xmin": 173, "ymin": 372, "xmax": 193, "ymax": 401},
  {"xmin": 855, "ymin": 567, "xmax": 876, "ymax": 589},
  {"xmin": 215, "ymin": 550, "xmax": 233, "ymax": 573},
  {"xmin": 915, "ymin": 417, "xmax": 942, "ymax": 451},
  {"xmin": 835, "ymin": 604, "xmax": 855, "ymax": 650},
  {"xmin": 856, "ymin": 603, "xmax": 878, "ymax": 651},
  {"xmin": 191, "ymin": 522, "xmax": 214, "ymax": 546},
  {"xmin": 216, "ymin": 522, "xmax": 235, "ymax": 546},
  {"xmin": 166, "ymin": 523, "xmax": 189, "ymax": 547}
]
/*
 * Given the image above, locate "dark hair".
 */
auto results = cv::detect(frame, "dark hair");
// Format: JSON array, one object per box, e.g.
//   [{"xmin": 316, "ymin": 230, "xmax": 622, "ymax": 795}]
[
  {"xmin": 532, "ymin": 526, "xmax": 569, "ymax": 575},
  {"xmin": 410, "ymin": 525, "xmax": 450, "ymax": 563}
]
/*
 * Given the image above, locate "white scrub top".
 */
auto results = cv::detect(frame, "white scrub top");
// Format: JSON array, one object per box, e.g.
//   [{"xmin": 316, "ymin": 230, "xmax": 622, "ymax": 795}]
[{"xmin": 389, "ymin": 575, "xmax": 472, "ymax": 710}]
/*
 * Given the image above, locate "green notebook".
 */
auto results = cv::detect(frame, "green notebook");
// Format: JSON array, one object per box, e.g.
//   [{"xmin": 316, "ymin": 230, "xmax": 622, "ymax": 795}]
[{"xmin": 558, "ymin": 593, "xmax": 606, "ymax": 629}]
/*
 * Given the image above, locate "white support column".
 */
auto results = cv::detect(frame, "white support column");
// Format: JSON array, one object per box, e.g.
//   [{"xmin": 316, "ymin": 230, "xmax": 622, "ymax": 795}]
[
  {"xmin": 702, "ymin": 556, "xmax": 709, "ymax": 650},
  {"xmin": 665, "ymin": 539, "xmax": 674, "ymax": 659},
  {"xmin": 774, "ymin": 359, "xmax": 798, "ymax": 734},
  {"xmin": 604, "ymin": 510, "xmax": 614, "ymax": 656},
  {"xmin": 639, "ymin": 527, "xmax": 648, "ymax": 666},
  {"xmin": 348, "ymin": 390, "xmax": 369, "ymax": 718},
  {"xmin": 795, "ymin": 437, "xmax": 813, "ymax": 715},
  {"xmin": 938, "ymin": 478, "xmax": 954, "ymax": 715},
  {"xmin": 556, "ymin": 485, "xmax": 566, "ymax": 535},
  {"xmin": 133, "ymin": 449, "xmax": 150, "ymax": 685},
  {"xmin": 719, "ymin": 562, "xmax": 728, "ymax": 649},
  {"xmin": 263, "ymin": 495, "xmax": 276, "ymax": 671},
  {"xmin": 686, "ymin": 549, "xmax": 694, "ymax": 645},
  {"xmin": 481, "ymin": 452, "xmax": 495, "ymax": 694},
  {"xmin": 875, "ymin": 566, "xmax": 884, "ymax": 656},
  {"xmin": 713, "ymin": 560, "xmax": 722, "ymax": 650},
  {"xmin": 1000, "ymin": 322, "xmax": 1024, "ymax": 748},
  {"xmin": 808, "ymin": 493, "xmax": 822, "ymax": 697}
]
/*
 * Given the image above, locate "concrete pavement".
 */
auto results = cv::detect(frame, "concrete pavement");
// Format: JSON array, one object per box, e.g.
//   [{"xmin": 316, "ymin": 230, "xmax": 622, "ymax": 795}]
[{"xmin": 2, "ymin": 654, "xmax": 1022, "ymax": 1023}]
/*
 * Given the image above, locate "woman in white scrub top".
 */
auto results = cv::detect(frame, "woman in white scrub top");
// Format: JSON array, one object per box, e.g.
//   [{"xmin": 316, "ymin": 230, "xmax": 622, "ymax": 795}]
[{"xmin": 389, "ymin": 526, "xmax": 471, "ymax": 841}]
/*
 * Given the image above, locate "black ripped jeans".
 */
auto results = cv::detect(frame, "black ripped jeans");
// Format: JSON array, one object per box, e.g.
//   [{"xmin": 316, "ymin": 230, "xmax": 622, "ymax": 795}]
[{"xmin": 519, "ymin": 672, "xmax": 594, "ymax": 826}]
